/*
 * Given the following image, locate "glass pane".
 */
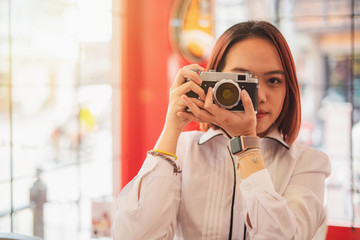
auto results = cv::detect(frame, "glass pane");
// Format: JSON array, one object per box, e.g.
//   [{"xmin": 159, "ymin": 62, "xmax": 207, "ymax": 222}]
[
  {"xmin": 0, "ymin": 0, "xmax": 11, "ymax": 233},
  {"xmin": 43, "ymin": 167, "xmax": 79, "ymax": 202},
  {"xmin": 77, "ymin": 0, "xmax": 111, "ymax": 11},
  {"xmin": 0, "ymin": 183, "xmax": 10, "ymax": 218},
  {"xmin": 356, "ymin": 0, "xmax": 360, "ymax": 15},
  {"xmin": 283, "ymin": 16, "xmax": 351, "ymax": 37},
  {"xmin": 5, "ymin": 0, "xmax": 114, "ymax": 236},
  {"xmin": 13, "ymin": 178, "xmax": 33, "ymax": 211},
  {"xmin": 11, "ymin": 85, "xmax": 79, "ymax": 178},
  {"xmin": 297, "ymin": 87, "xmax": 327, "ymax": 147},
  {"xmin": 10, "ymin": 1, "xmax": 78, "ymax": 76},
  {"xmin": 0, "ymin": 0, "xmax": 10, "ymax": 183},
  {"xmin": 0, "ymin": 215, "xmax": 11, "ymax": 232},
  {"xmin": 0, "ymin": 87, "xmax": 11, "ymax": 182},
  {"xmin": 10, "ymin": 0, "xmax": 81, "ymax": 179},
  {"xmin": 355, "ymin": 16, "xmax": 360, "ymax": 114},
  {"xmin": 76, "ymin": 5, "xmax": 112, "ymax": 44},
  {"xmin": 38, "ymin": 0, "xmax": 76, "ymax": 5},
  {"xmin": 77, "ymin": 0, "xmax": 112, "ymax": 85},
  {"xmin": 352, "ymin": 16, "xmax": 360, "ymax": 224},
  {"xmin": 215, "ymin": 0, "xmax": 278, "ymax": 37},
  {"xmin": 13, "ymin": 208, "xmax": 33, "ymax": 236},
  {"xmin": 282, "ymin": 0, "xmax": 352, "ymax": 18},
  {"xmin": 44, "ymin": 202, "xmax": 79, "ymax": 240},
  {"xmin": 79, "ymin": 158, "xmax": 112, "ymax": 199},
  {"xmin": 0, "ymin": 0, "xmax": 9, "ymax": 86},
  {"xmin": 79, "ymin": 43, "xmax": 112, "ymax": 85},
  {"xmin": 324, "ymin": 102, "xmax": 353, "ymax": 222},
  {"xmin": 78, "ymin": 85, "xmax": 113, "ymax": 199},
  {"xmin": 0, "ymin": 147, "xmax": 10, "ymax": 182}
]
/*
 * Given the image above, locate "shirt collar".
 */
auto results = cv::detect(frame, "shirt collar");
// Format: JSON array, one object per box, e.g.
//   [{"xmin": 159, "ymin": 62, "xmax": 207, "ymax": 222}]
[
  {"xmin": 198, "ymin": 127, "xmax": 289, "ymax": 149},
  {"xmin": 198, "ymin": 127, "xmax": 226, "ymax": 145},
  {"xmin": 264, "ymin": 128, "xmax": 289, "ymax": 149}
]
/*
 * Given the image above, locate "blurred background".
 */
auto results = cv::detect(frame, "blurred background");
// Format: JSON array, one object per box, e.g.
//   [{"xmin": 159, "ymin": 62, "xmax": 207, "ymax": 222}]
[{"xmin": 0, "ymin": 0, "xmax": 359, "ymax": 239}]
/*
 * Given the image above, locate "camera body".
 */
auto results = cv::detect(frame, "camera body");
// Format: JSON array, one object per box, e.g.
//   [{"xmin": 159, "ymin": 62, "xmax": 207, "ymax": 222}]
[{"xmin": 186, "ymin": 70, "xmax": 258, "ymax": 112}]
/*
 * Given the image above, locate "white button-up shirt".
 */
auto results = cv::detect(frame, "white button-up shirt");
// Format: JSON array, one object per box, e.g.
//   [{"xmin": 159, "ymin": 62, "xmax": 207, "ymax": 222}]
[{"xmin": 114, "ymin": 128, "xmax": 331, "ymax": 239}]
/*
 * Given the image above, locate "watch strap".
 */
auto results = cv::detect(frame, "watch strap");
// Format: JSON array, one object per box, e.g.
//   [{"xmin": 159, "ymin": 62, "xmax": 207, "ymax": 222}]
[
  {"xmin": 242, "ymin": 136, "xmax": 260, "ymax": 150},
  {"xmin": 230, "ymin": 136, "xmax": 260, "ymax": 155}
]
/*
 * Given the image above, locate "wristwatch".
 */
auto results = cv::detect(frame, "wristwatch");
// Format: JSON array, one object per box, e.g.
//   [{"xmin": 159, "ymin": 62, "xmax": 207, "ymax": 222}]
[{"xmin": 230, "ymin": 136, "xmax": 260, "ymax": 155}]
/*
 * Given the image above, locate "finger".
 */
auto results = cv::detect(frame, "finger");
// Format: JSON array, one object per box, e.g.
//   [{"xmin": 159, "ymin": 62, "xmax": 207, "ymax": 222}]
[
  {"xmin": 173, "ymin": 68, "xmax": 202, "ymax": 88},
  {"xmin": 182, "ymin": 64, "xmax": 205, "ymax": 71},
  {"xmin": 181, "ymin": 95, "xmax": 214, "ymax": 121},
  {"xmin": 181, "ymin": 98, "xmax": 224, "ymax": 127},
  {"xmin": 204, "ymin": 87, "xmax": 214, "ymax": 108},
  {"xmin": 181, "ymin": 94, "xmax": 202, "ymax": 113},
  {"xmin": 173, "ymin": 81, "xmax": 206, "ymax": 101},
  {"xmin": 203, "ymin": 87, "xmax": 223, "ymax": 115},
  {"xmin": 241, "ymin": 90, "xmax": 256, "ymax": 115},
  {"xmin": 177, "ymin": 111, "xmax": 208, "ymax": 123},
  {"xmin": 186, "ymin": 97, "xmax": 205, "ymax": 109},
  {"xmin": 203, "ymin": 88, "xmax": 243, "ymax": 127},
  {"xmin": 178, "ymin": 64, "xmax": 204, "ymax": 81}
]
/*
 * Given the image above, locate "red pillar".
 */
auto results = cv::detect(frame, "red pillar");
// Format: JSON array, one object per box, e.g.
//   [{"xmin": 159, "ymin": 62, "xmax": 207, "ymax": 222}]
[{"xmin": 120, "ymin": 0, "xmax": 175, "ymax": 188}]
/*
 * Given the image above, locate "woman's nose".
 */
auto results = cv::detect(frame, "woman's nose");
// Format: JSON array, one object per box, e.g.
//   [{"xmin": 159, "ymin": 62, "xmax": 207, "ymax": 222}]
[{"xmin": 257, "ymin": 82, "xmax": 266, "ymax": 103}]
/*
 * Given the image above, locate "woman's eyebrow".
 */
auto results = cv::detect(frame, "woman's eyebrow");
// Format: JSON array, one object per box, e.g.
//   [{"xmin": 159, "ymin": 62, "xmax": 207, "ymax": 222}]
[
  {"xmin": 229, "ymin": 67, "xmax": 285, "ymax": 76},
  {"xmin": 229, "ymin": 67, "xmax": 249, "ymax": 72},
  {"xmin": 264, "ymin": 70, "xmax": 285, "ymax": 76}
]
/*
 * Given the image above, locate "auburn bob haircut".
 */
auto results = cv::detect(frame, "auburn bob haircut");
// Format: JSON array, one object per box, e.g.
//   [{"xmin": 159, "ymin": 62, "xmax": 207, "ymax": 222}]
[{"xmin": 201, "ymin": 21, "xmax": 301, "ymax": 145}]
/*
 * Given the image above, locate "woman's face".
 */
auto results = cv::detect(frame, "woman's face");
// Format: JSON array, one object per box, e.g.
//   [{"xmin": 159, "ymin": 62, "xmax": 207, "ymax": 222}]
[{"xmin": 222, "ymin": 37, "xmax": 286, "ymax": 136}]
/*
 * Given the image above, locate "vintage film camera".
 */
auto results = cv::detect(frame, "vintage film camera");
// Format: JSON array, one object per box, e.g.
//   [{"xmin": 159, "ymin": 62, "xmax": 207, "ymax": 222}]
[{"xmin": 186, "ymin": 70, "xmax": 259, "ymax": 112}]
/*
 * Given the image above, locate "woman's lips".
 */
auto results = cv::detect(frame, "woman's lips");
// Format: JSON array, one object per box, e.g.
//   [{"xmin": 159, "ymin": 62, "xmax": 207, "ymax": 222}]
[{"xmin": 256, "ymin": 110, "xmax": 267, "ymax": 119}]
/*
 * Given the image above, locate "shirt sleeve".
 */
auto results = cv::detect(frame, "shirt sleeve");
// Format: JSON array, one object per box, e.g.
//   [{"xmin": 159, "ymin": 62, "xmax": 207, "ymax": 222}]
[
  {"xmin": 240, "ymin": 149, "xmax": 331, "ymax": 239},
  {"xmin": 113, "ymin": 154, "xmax": 181, "ymax": 240}
]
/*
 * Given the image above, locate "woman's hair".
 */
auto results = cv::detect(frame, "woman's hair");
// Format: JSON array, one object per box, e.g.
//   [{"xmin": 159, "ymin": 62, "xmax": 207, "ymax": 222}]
[{"xmin": 201, "ymin": 21, "xmax": 301, "ymax": 145}]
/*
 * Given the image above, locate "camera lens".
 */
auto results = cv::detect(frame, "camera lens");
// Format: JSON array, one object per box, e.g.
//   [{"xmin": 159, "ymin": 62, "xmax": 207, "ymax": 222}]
[{"xmin": 213, "ymin": 80, "xmax": 241, "ymax": 109}]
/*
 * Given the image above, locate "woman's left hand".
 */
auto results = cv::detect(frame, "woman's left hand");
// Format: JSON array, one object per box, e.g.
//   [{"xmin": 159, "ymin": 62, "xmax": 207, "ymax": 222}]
[{"xmin": 177, "ymin": 87, "xmax": 257, "ymax": 137}]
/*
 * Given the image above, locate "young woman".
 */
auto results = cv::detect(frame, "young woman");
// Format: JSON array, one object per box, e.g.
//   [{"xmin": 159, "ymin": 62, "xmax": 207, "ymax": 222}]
[{"xmin": 114, "ymin": 21, "xmax": 331, "ymax": 239}]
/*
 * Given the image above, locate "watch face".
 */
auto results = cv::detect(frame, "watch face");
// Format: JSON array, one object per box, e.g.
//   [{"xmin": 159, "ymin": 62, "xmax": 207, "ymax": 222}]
[{"xmin": 230, "ymin": 137, "xmax": 242, "ymax": 154}]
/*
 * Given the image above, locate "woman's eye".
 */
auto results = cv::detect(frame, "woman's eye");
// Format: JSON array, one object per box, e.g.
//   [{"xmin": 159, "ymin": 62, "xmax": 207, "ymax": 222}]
[{"xmin": 268, "ymin": 78, "xmax": 280, "ymax": 84}]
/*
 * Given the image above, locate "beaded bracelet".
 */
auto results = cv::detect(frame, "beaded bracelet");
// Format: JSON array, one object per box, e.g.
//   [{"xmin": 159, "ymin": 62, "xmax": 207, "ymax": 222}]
[
  {"xmin": 150, "ymin": 149, "xmax": 178, "ymax": 160},
  {"xmin": 147, "ymin": 150, "xmax": 182, "ymax": 175}
]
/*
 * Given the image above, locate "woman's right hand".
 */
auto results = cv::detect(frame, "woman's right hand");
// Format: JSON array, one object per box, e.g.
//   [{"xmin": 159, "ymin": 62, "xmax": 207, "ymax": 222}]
[{"xmin": 165, "ymin": 64, "xmax": 206, "ymax": 131}]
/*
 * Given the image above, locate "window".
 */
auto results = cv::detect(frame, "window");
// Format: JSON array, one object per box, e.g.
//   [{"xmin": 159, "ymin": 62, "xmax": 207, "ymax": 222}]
[
  {"xmin": 215, "ymin": 0, "xmax": 360, "ymax": 226},
  {"xmin": 0, "ymin": 0, "xmax": 117, "ymax": 239}
]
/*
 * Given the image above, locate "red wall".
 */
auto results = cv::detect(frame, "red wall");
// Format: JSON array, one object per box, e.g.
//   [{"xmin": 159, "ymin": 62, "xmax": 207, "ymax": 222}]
[{"xmin": 120, "ymin": 0, "xmax": 181, "ymax": 188}]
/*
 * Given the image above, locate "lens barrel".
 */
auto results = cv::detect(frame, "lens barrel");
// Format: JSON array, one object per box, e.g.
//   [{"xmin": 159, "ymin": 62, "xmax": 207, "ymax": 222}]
[{"xmin": 213, "ymin": 79, "xmax": 241, "ymax": 109}]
